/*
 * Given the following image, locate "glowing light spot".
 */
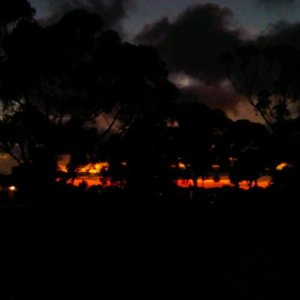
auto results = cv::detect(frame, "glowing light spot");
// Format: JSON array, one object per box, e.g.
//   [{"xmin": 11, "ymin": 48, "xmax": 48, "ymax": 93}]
[
  {"xmin": 276, "ymin": 162, "xmax": 291, "ymax": 171},
  {"xmin": 8, "ymin": 186, "xmax": 16, "ymax": 192},
  {"xmin": 57, "ymin": 165, "xmax": 68, "ymax": 173},
  {"xmin": 178, "ymin": 162, "xmax": 187, "ymax": 170}
]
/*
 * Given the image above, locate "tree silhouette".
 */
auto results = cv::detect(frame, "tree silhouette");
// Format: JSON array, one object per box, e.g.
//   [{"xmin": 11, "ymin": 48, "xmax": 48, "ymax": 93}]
[
  {"xmin": 224, "ymin": 45, "xmax": 300, "ymax": 187},
  {"xmin": 223, "ymin": 45, "xmax": 300, "ymax": 129},
  {"xmin": 0, "ymin": 9, "xmax": 177, "ymax": 186},
  {"xmin": 0, "ymin": 0, "xmax": 35, "ymax": 40},
  {"xmin": 226, "ymin": 120, "xmax": 270, "ymax": 188},
  {"xmin": 124, "ymin": 101, "xmax": 232, "ymax": 193},
  {"xmin": 173, "ymin": 102, "xmax": 231, "ymax": 187},
  {"xmin": 124, "ymin": 110, "xmax": 177, "ymax": 194}
]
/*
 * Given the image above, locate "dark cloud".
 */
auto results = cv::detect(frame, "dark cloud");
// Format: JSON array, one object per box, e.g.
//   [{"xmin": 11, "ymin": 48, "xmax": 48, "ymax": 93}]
[
  {"xmin": 135, "ymin": 2, "xmax": 300, "ymax": 119},
  {"xmin": 135, "ymin": 4, "xmax": 245, "ymax": 113},
  {"xmin": 136, "ymin": 4, "xmax": 243, "ymax": 84},
  {"xmin": 258, "ymin": 20, "xmax": 300, "ymax": 48},
  {"xmin": 44, "ymin": 0, "xmax": 134, "ymax": 30},
  {"xmin": 254, "ymin": 0, "xmax": 297, "ymax": 13}
]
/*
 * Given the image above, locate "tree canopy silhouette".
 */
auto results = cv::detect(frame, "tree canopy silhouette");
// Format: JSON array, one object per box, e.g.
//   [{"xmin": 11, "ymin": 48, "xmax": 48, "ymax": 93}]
[
  {"xmin": 226, "ymin": 120, "xmax": 270, "ymax": 188},
  {"xmin": 172, "ymin": 102, "xmax": 230, "ymax": 185},
  {"xmin": 0, "ymin": 0, "xmax": 35, "ymax": 34},
  {"xmin": 223, "ymin": 45, "xmax": 300, "ymax": 128},
  {"xmin": 223, "ymin": 45, "xmax": 300, "ymax": 181},
  {"xmin": 0, "ymin": 9, "xmax": 177, "ymax": 184},
  {"xmin": 123, "ymin": 101, "xmax": 232, "ymax": 192}
]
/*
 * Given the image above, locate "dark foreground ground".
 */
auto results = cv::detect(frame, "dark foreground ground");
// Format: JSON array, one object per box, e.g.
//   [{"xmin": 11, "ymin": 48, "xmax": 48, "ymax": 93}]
[{"xmin": 1, "ymin": 185, "xmax": 300, "ymax": 299}]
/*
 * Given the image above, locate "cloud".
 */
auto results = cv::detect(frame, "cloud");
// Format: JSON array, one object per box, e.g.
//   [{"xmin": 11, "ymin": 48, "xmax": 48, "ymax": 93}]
[
  {"xmin": 135, "ymin": 4, "xmax": 246, "ymax": 114},
  {"xmin": 176, "ymin": 76, "xmax": 264, "ymax": 123},
  {"xmin": 135, "ymin": 2, "xmax": 300, "ymax": 120},
  {"xmin": 254, "ymin": 0, "xmax": 297, "ymax": 14},
  {"xmin": 170, "ymin": 73, "xmax": 241, "ymax": 113},
  {"xmin": 136, "ymin": 4, "xmax": 243, "ymax": 84},
  {"xmin": 43, "ymin": 0, "xmax": 134, "ymax": 30},
  {"xmin": 258, "ymin": 20, "xmax": 300, "ymax": 48}
]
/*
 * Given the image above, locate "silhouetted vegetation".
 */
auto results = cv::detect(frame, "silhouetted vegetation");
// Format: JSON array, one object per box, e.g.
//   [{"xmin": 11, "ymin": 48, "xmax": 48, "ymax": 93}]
[
  {"xmin": 0, "ymin": 1, "xmax": 300, "ymax": 299},
  {"xmin": 0, "ymin": 4, "xmax": 177, "ymax": 190}
]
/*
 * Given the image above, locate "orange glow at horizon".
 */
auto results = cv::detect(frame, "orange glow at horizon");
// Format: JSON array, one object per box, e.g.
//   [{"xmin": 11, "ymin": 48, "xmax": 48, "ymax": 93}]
[
  {"xmin": 56, "ymin": 157, "xmax": 123, "ymax": 188},
  {"xmin": 59, "ymin": 174, "xmax": 271, "ymax": 191},
  {"xmin": 176, "ymin": 176, "xmax": 271, "ymax": 190},
  {"xmin": 66, "ymin": 176, "xmax": 125, "ymax": 188},
  {"xmin": 56, "ymin": 155, "xmax": 272, "ymax": 191}
]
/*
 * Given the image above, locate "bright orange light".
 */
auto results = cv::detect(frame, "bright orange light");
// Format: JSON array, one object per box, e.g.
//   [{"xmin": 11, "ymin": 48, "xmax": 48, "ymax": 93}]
[
  {"xmin": 176, "ymin": 175, "xmax": 272, "ymax": 190},
  {"xmin": 197, "ymin": 177, "xmax": 232, "ymax": 189},
  {"xmin": 276, "ymin": 162, "xmax": 290, "ymax": 171},
  {"xmin": 57, "ymin": 164, "xmax": 68, "ymax": 173},
  {"xmin": 178, "ymin": 162, "xmax": 187, "ymax": 170},
  {"xmin": 77, "ymin": 162, "xmax": 109, "ymax": 175},
  {"xmin": 57, "ymin": 156, "xmax": 110, "ymax": 175},
  {"xmin": 176, "ymin": 179, "xmax": 195, "ymax": 188},
  {"xmin": 66, "ymin": 176, "xmax": 125, "ymax": 188},
  {"xmin": 57, "ymin": 155, "xmax": 70, "ymax": 173},
  {"xmin": 56, "ymin": 156, "xmax": 129, "ymax": 189}
]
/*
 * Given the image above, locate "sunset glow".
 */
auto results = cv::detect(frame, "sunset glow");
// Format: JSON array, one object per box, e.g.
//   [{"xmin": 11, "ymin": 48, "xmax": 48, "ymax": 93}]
[
  {"xmin": 176, "ymin": 176, "xmax": 272, "ymax": 190},
  {"xmin": 59, "ymin": 173, "xmax": 272, "ymax": 191},
  {"xmin": 57, "ymin": 157, "xmax": 272, "ymax": 190},
  {"xmin": 67, "ymin": 176, "xmax": 125, "ymax": 188}
]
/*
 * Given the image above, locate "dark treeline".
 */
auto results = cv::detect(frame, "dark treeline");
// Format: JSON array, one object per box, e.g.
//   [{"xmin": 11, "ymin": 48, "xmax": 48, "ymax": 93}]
[
  {"xmin": 0, "ymin": 0, "xmax": 298, "ymax": 195},
  {"xmin": 0, "ymin": 0, "xmax": 300, "ymax": 299}
]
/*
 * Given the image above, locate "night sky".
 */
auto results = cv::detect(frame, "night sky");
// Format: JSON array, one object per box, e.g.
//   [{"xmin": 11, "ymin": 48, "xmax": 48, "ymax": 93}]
[
  {"xmin": 30, "ymin": 0, "xmax": 300, "ymax": 37},
  {"xmin": 24, "ymin": 1, "xmax": 300, "ymax": 122},
  {"xmin": 25, "ymin": 0, "xmax": 300, "ymax": 123}
]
